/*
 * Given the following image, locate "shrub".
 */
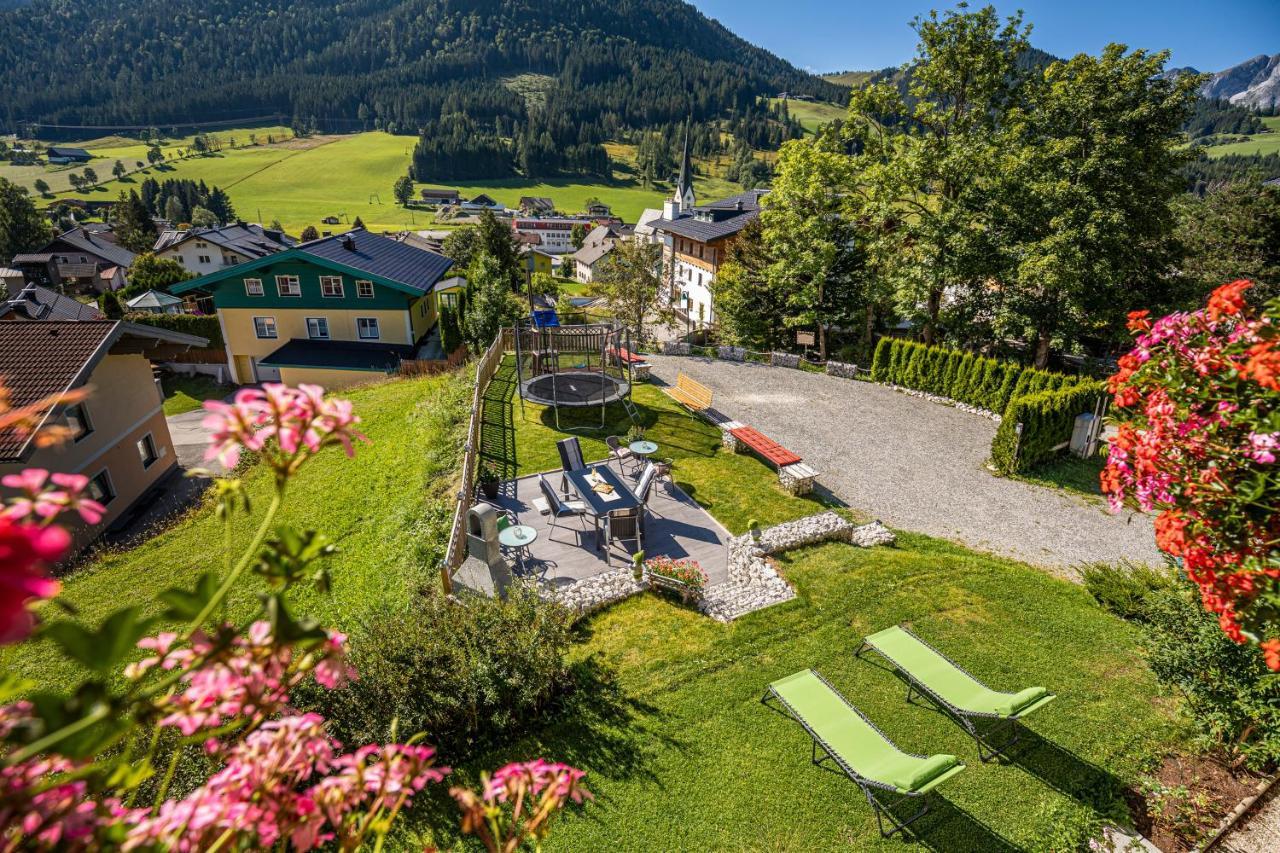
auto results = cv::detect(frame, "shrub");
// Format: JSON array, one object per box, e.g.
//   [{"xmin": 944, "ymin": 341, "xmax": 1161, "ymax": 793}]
[
  {"xmin": 870, "ymin": 336, "xmax": 893, "ymax": 381},
  {"xmin": 127, "ymin": 311, "xmax": 224, "ymax": 347},
  {"xmin": 1080, "ymin": 560, "xmax": 1176, "ymax": 621},
  {"xmin": 1141, "ymin": 578, "xmax": 1280, "ymax": 769},
  {"xmin": 301, "ymin": 586, "xmax": 574, "ymax": 758},
  {"xmin": 950, "ymin": 352, "xmax": 975, "ymax": 401},
  {"xmin": 991, "ymin": 380, "xmax": 1105, "ymax": 474}
]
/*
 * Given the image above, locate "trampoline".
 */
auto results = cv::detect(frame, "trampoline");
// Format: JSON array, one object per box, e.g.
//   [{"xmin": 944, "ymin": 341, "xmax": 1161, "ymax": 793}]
[{"xmin": 513, "ymin": 314, "xmax": 639, "ymax": 431}]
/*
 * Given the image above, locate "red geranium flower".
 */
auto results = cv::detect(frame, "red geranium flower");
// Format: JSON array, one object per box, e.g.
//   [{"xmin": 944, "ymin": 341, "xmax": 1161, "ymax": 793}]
[{"xmin": 1206, "ymin": 279, "xmax": 1251, "ymax": 322}]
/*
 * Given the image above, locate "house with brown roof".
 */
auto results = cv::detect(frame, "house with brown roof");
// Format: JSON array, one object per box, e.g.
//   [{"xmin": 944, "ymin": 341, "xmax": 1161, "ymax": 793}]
[
  {"xmin": 15, "ymin": 227, "xmax": 136, "ymax": 294},
  {"xmin": 0, "ymin": 321, "xmax": 208, "ymax": 553}
]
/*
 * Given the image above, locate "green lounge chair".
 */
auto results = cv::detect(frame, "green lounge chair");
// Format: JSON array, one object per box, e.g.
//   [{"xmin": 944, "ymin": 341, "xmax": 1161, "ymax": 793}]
[
  {"xmin": 762, "ymin": 669, "xmax": 965, "ymax": 839},
  {"xmin": 857, "ymin": 625, "xmax": 1057, "ymax": 762}
]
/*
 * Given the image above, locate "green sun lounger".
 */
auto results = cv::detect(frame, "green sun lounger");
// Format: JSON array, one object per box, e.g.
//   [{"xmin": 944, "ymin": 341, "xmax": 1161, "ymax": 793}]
[
  {"xmin": 857, "ymin": 625, "xmax": 1057, "ymax": 761},
  {"xmin": 762, "ymin": 669, "xmax": 965, "ymax": 839}
]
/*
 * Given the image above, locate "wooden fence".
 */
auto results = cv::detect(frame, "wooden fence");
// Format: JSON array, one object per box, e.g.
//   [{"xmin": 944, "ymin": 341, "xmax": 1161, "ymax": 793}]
[{"xmin": 440, "ymin": 331, "xmax": 507, "ymax": 592}]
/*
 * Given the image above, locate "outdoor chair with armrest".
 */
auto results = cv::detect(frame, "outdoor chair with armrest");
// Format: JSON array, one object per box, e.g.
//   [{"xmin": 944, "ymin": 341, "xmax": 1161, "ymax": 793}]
[
  {"xmin": 762, "ymin": 669, "xmax": 965, "ymax": 839},
  {"xmin": 856, "ymin": 625, "xmax": 1057, "ymax": 762},
  {"xmin": 539, "ymin": 474, "xmax": 588, "ymax": 544},
  {"xmin": 605, "ymin": 435, "xmax": 635, "ymax": 473},
  {"xmin": 556, "ymin": 437, "xmax": 586, "ymax": 493}
]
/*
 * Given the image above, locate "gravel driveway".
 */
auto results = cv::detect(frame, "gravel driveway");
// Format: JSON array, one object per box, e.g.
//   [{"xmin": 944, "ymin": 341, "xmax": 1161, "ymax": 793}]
[{"xmin": 647, "ymin": 355, "xmax": 1161, "ymax": 574}]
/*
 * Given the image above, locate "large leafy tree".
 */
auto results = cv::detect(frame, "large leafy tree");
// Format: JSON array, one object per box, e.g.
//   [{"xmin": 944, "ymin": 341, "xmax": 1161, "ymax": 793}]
[
  {"xmin": 1177, "ymin": 182, "xmax": 1280, "ymax": 305},
  {"xmin": 712, "ymin": 219, "xmax": 789, "ymax": 351},
  {"xmin": 124, "ymin": 252, "xmax": 194, "ymax": 297},
  {"xmin": 760, "ymin": 130, "xmax": 874, "ymax": 360},
  {"xmin": 0, "ymin": 178, "xmax": 52, "ymax": 261},
  {"xmin": 461, "ymin": 250, "xmax": 521, "ymax": 352},
  {"xmin": 848, "ymin": 5, "xmax": 1030, "ymax": 344},
  {"xmin": 112, "ymin": 189, "xmax": 159, "ymax": 253},
  {"xmin": 589, "ymin": 239, "xmax": 667, "ymax": 344},
  {"xmin": 442, "ymin": 210, "xmax": 522, "ymax": 291},
  {"xmin": 994, "ymin": 46, "xmax": 1199, "ymax": 366}
]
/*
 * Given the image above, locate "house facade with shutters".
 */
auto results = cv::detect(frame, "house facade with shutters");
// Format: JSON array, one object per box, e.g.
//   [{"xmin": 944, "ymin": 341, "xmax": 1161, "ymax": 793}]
[{"xmin": 171, "ymin": 229, "xmax": 454, "ymax": 388}]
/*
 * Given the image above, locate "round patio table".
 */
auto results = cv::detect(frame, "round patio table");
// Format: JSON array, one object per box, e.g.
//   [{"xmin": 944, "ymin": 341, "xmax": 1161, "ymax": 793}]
[
  {"xmin": 498, "ymin": 524, "xmax": 538, "ymax": 572},
  {"xmin": 629, "ymin": 439, "xmax": 658, "ymax": 458}
]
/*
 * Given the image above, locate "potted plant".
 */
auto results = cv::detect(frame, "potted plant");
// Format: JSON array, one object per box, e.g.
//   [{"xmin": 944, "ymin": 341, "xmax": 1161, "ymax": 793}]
[
  {"xmin": 644, "ymin": 555, "xmax": 708, "ymax": 605},
  {"xmin": 748, "ymin": 518, "xmax": 762, "ymax": 543},
  {"xmin": 477, "ymin": 459, "xmax": 500, "ymax": 500},
  {"xmin": 625, "ymin": 424, "xmax": 646, "ymax": 444},
  {"xmin": 632, "ymin": 550, "xmax": 645, "ymax": 583}
]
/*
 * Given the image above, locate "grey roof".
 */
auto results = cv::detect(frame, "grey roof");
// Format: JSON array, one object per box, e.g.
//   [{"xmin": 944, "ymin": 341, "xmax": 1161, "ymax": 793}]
[
  {"xmin": 298, "ymin": 229, "xmax": 453, "ymax": 294},
  {"xmin": 0, "ymin": 283, "xmax": 105, "ymax": 321},
  {"xmin": 46, "ymin": 146, "xmax": 91, "ymax": 159},
  {"xmin": 45, "ymin": 228, "xmax": 136, "ymax": 269},
  {"xmin": 519, "ymin": 196, "xmax": 555, "ymax": 212},
  {"xmin": 1265, "ymin": 177, "xmax": 1280, "ymax": 187},
  {"xmin": 571, "ymin": 239, "xmax": 616, "ymax": 267},
  {"xmin": 432, "ymin": 275, "xmax": 467, "ymax": 293},
  {"xmin": 258, "ymin": 338, "xmax": 416, "ymax": 372},
  {"xmin": 125, "ymin": 289, "xmax": 184, "ymax": 309},
  {"xmin": 654, "ymin": 190, "xmax": 769, "ymax": 242},
  {"xmin": 153, "ymin": 223, "xmax": 294, "ymax": 259}
]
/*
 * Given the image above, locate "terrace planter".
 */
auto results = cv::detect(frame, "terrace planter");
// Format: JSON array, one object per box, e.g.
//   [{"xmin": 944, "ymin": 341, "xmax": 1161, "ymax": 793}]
[{"xmin": 645, "ymin": 570, "xmax": 705, "ymax": 605}]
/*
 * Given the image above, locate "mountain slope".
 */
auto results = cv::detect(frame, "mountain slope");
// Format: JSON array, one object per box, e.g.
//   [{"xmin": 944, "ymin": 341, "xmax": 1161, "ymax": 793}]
[
  {"xmin": 0, "ymin": 0, "xmax": 842, "ymax": 132},
  {"xmin": 1199, "ymin": 54, "xmax": 1280, "ymax": 110}
]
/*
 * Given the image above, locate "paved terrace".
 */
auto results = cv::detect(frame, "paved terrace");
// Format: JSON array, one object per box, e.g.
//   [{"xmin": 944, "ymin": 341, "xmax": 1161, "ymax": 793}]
[
  {"xmin": 490, "ymin": 464, "xmax": 730, "ymax": 590},
  {"xmin": 646, "ymin": 354, "xmax": 1162, "ymax": 575}
]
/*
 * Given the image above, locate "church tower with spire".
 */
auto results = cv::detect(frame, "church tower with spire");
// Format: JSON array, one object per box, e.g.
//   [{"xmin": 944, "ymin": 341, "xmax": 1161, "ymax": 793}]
[{"xmin": 664, "ymin": 120, "xmax": 696, "ymax": 219}]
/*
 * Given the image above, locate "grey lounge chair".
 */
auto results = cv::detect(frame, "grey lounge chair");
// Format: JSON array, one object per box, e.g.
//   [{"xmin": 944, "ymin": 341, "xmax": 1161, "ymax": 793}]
[
  {"xmin": 556, "ymin": 437, "xmax": 585, "ymax": 493},
  {"xmin": 539, "ymin": 474, "xmax": 587, "ymax": 544}
]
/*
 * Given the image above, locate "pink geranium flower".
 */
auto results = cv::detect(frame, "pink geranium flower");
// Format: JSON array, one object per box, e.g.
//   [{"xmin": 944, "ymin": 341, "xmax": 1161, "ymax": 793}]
[{"xmin": 0, "ymin": 517, "xmax": 69, "ymax": 644}]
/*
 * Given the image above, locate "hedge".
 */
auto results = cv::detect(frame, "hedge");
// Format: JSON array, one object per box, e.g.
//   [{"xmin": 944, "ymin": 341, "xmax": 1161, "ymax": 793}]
[
  {"xmin": 125, "ymin": 312, "xmax": 223, "ymax": 348},
  {"xmin": 990, "ymin": 380, "xmax": 1106, "ymax": 474},
  {"xmin": 869, "ymin": 337, "xmax": 1094, "ymax": 419}
]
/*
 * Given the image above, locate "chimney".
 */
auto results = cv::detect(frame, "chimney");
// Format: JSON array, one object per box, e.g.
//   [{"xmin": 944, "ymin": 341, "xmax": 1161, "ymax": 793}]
[{"xmin": 341, "ymin": 235, "xmax": 356, "ymax": 251}]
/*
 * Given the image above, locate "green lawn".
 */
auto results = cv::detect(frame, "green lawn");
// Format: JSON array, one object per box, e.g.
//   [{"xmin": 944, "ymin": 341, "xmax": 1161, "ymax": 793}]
[
  {"xmin": 1015, "ymin": 453, "xmax": 1107, "ymax": 503},
  {"xmin": 424, "ymin": 359, "xmax": 1188, "ymax": 849},
  {"xmin": 159, "ymin": 374, "xmax": 233, "ymax": 416},
  {"xmin": 1203, "ymin": 115, "xmax": 1280, "ymax": 158},
  {"xmin": 2, "ymin": 372, "xmax": 470, "ymax": 689},
  {"xmin": 769, "ymin": 98, "xmax": 849, "ymax": 134}
]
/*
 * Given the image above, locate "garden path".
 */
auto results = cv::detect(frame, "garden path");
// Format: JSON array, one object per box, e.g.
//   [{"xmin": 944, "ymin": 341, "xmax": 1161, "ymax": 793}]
[{"xmin": 646, "ymin": 355, "xmax": 1161, "ymax": 576}]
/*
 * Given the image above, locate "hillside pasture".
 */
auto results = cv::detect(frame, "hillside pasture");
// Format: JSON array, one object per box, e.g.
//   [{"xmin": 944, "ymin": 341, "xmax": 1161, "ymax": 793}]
[
  {"xmin": 1203, "ymin": 115, "xmax": 1280, "ymax": 158},
  {"xmin": 769, "ymin": 97, "xmax": 848, "ymax": 135}
]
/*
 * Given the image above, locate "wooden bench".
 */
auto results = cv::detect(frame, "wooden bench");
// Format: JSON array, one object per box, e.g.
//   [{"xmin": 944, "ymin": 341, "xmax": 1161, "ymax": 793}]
[
  {"xmin": 729, "ymin": 426, "xmax": 803, "ymax": 467},
  {"xmin": 664, "ymin": 371, "xmax": 713, "ymax": 415},
  {"xmin": 723, "ymin": 425, "xmax": 820, "ymax": 494}
]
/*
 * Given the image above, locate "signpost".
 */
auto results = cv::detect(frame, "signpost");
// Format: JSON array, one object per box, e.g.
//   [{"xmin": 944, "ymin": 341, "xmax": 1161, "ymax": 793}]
[{"xmin": 796, "ymin": 330, "xmax": 815, "ymax": 361}]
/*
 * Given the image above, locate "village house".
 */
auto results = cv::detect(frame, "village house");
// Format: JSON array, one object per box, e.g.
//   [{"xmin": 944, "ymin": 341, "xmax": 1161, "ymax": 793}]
[
  {"xmin": 652, "ymin": 134, "xmax": 766, "ymax": 326},
  {"xmin": 512, "ymin": 216, "xmax": 601, "ymax": 254},
  {"xmin": 568, "ymin": 224, "xmax": 625, "ymax": 283},
  {"xmin": 460, "ymin": 193, "xmax": 502, "ymax": 211},
  {"xmin": 0, "ymin": 283, "xmax": 104, "ymax": 322},
  {"xmin": 171, "ymin": 229, "xmax": 454, "ymax": 388},
  {"xmin": 419, "ymin": 188, "xmax": 461, "ymax": 206},
  {"xmin": 12, "ymin": 228, "xmax": 135, "ymax": 293},
  {"xmin": 153, "ymin": 223, "xmax": 295, "ymax": 276},
  {"xmin": 0, "ymin": 321, "xmax": 208, "ymax": 553},
  {"xmin": 518, "ymin": 196, "xmax": 555, "ymax": 216},
  {"xmin": 125, "ymin": 290, "xmax": 184, "ymax": 315},
  {"xmin": 45, "ymin": 145, "xmax": 92, "ymax": 164}
]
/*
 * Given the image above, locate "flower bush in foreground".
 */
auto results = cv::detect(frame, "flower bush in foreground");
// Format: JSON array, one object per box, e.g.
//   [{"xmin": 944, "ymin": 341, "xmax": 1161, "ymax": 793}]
[
  {"xmin": 1103, "ymin": 281, "xmax": 1280, "ymax": 669},
  {"xmin": 0, "ymin": 381, "xmax": 589, "ymax": 849},
  {"xmin": 644, "ymin": 555, "xmax": 708, "ymax": 591}
]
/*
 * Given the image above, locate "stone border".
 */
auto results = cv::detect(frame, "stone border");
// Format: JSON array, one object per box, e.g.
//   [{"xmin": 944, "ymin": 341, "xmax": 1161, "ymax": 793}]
[
  {"xmin": 540, "ymin": 511, "xmax": 895, "ymax": 622},
  {"xmin": 771, "ymin": 352, "xmax": 801, "ymax": 369},
  {"xmin": 885, "ymin": 383, "xmax": 1002, "ymax": 422},
  {"xmin": 825, "ymin": 360, "xmax": 859, "ymax": 379}
]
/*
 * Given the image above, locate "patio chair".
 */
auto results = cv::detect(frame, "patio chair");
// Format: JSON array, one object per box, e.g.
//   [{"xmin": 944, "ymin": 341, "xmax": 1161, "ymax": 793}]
[
  {"xmin": 857, "ymin": 625, "xmax": 1057, "ymax": 762},
  {"xmin": 556, "ymin": 437, "xmax": 586, "ymax": 493},
  {"xmin": 603, "ymin": 505, "xmax": 642, "ymax": 563},
  {"xmin": 635, "ymin": 462, "xmax": 657, "ymax": 511},
  {"xmin": 605, "ymin": 435, "xmax": 635, "ymax": 473},
  {"xmin": 539, "ymin": 474, "xmax": 588, "ymax": 544},
  {"xmin": 762, "ymin": 669, "xmax": 965, "ymax": 839}
]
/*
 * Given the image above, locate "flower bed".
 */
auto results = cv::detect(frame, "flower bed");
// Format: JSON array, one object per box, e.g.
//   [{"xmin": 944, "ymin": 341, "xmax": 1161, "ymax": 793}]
[{"xmin": 645, "ymin": 556, "xmax": 708, "ymax": 604}]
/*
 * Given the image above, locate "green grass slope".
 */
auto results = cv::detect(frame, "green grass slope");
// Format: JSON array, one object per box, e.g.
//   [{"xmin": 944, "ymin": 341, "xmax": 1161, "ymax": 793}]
[
  {"xmin": 2, "ymin": 371, "xmax": 470, "ymax": 688},
  {"xmin": 769, "ymin": 98, "xmax": 849, "ymax": 135},
  {"xmin": 1204, "ymin": 115, "xmax": 1280, "ymax": 158}
]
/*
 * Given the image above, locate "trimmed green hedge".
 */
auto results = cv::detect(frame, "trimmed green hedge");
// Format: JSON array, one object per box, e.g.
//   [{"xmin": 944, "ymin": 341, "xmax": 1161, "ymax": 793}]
[
  {"xmin": 870, "ymin": 338, "xmax": 1042, "ymax": 415},
  {"xmin": 990, "ymin": 380, "xmax": 1106, "ymax": 474},
  {"xmin": 126, "ymin": 312, "xmax": 223, "ymax": 348},
  {"xmin": 871, "ymin": 337, "xmax": 1101, "ymax": 473}
]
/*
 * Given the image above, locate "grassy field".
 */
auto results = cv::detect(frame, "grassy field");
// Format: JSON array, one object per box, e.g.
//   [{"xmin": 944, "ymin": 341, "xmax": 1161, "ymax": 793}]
[
  {"xmin": 422, "ymin": 369, "xmax": 1188, "ymax": 850},
  {"xmin": 769, "ymin": 98, "xmax": 849, "ymax": 135},
  {"xmin": 823, "ymin": 70, "xmax": 875, "ymax": 87},
  {"xmin": 15, "ymin": 130, "xmax": 752, "ymax": 235},
  {"xmin": 159, "ymin": 374, "xmax": 233, "ymax": 416},
  {"xmin": 1203, "ymin": 115, "xmax": 1280, "ymax": 158},
  {"xmin": 2, "ymin": 371, "xmax": 470, "ymax": 688}
]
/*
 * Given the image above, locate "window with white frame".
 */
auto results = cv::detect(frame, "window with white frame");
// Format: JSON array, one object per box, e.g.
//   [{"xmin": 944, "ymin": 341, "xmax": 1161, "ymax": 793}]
[
  {"xmin": 87, "ymin": 469, "xmax": 115, "ymax": 506},
  {"xmin": 253, "ymin": 316, "xmax": 278, "ymax": 339},
  {"xmin": 64, "ymin": 403, "xmax": 92, "ymax": 442},
  {"xmin": 275, "ymin": 275, "xmax": 301, "ymax": 297},
  {"xmin": 356, "ymin": 280, "xmax": 375, "ymax": 298},
  {"xmin": 244, "ymin": 278, "xmax": 264, "ymax": 296},
  {"xmin": 356, "ymin": 317, "xmax": 380, "ymax": 339},
  {"xmin": 441, "ymin": 292, "xmax": 458, "ymax": 308},
  {"xmin": 320, "ymin": 276, "xmax": 344, "ymax": 298},
  {"xmin": 306, "ymin": 317, "xmax": 330, "ymax": 339},
  {"xmin": 136, "ymin": 433, "xmax": 159, "ymax": 468}
]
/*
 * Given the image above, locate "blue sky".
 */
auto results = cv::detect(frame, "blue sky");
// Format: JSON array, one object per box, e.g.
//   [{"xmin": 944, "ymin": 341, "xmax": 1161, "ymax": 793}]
[{"xmin": 691, "ymin": 0, "xmax": 1280, "ymax": 74}]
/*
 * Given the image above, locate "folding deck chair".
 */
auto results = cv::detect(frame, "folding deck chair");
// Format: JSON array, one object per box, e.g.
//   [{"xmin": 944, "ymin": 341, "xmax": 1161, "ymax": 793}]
[
  {"xmin": 857, "ymin": 625, "xmax": 1056, "ymax": 762},
  {"xmin": 762, "ymin": 669, "xmax": 965, "ymax": 839}
]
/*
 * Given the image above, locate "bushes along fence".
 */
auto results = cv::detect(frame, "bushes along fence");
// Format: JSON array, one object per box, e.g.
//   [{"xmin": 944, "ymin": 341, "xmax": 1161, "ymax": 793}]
[
  {"xmin": 990, "ymin": 379, "xmax": 1106, "ymax": 474},
  {"xmin": 126, "ymin": 312, "xmax": 224, "ymax": 348}
]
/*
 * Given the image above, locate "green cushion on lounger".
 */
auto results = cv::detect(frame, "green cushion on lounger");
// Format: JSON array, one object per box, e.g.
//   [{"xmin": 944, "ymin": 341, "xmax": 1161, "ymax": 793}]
[
  {"xmin": 886, "ymin": 753, "xmax": 961, "ymax": 793},
  {"xmin": 994, "ymin": 686, "xmax": 1049, "ymax": 717},
  {"xmin": 863, "ymin": 626, "xmax": 1054, "ymax": 720},
  {"xmin": 768, "ymin": 669, "xmax": 965, "ymax": 794}
]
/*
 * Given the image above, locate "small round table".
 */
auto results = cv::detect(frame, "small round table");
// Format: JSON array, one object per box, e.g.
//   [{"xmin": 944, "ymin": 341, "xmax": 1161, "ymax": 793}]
[
  {"xmin": 498, "ymin": 524, "xmax": 538, "ymax": 573},
  {"xmin": 628, "ymin": 440, "xmax": 659, "ymax": 476}
]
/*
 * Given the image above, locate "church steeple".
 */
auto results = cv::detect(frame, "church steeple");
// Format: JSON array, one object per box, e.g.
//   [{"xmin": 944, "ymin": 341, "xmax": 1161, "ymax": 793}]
[{"xmin": 675, "ymin": 119, "xmax": 695, "ymax": 212}]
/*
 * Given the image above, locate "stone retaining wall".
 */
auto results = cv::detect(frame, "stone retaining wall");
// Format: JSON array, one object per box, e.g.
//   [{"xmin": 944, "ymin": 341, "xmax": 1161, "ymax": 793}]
[
  {"xmin": 825, "ymin": 361, "xmax": 859, "ymax": 380},
  {"xmin": 771, "ymin": 352, "xmax": 801, "ymax": 369}
]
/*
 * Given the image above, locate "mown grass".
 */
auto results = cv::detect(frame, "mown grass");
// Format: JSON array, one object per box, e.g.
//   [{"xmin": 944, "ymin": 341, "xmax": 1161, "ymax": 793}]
[
  {"xmin": 159, "ymin": 374, "xmax": 232, "ymax": 416},
  {"xmin": 3, "ymin": 371, "xmax": 471, "ymax": 688},
  {"xmin": 768, "ymin": 97, "xmax": 849, "ymax": 134},
  {"xmin": 1016, "ymin": 452, "xmax": 1107, "ymax": 502},
  {"xmin": 1203, "ymin": 115, "xmax": 1280, "ymax": 158},
  {"xmin": 417, "ymin": 531, "xmax": 1184, "ymax": 851}
]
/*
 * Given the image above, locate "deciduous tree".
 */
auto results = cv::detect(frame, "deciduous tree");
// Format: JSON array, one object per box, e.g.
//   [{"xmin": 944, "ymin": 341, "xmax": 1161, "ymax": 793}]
[
  {"xmin": 0, "ymin": 178, "xmax": 52, "ymax": 260},
  {"xmin": 588, "ymin": 239, "xmax": 667, "ymax": 344}
]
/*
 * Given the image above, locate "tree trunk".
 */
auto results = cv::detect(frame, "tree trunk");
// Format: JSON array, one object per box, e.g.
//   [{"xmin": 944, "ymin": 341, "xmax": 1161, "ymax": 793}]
[
  {"xmin": 923, "ymin": 288, "xmax": 942, "ymax": 345},
  {"xmin": 863, "ymin": 304, "xmax": 876, "ymax": 363},
  {"xmin": 1034, "ymin": 331, "xmax": 1052, "ymax": 369},
  {"xmin": 818, "ymin": 323, "xmax": 828, "ymax": 361}
]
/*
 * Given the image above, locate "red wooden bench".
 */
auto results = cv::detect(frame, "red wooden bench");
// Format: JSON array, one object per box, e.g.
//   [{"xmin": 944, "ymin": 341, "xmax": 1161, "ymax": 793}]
[
  {"xmin": 729, "ymin": 426, "xmax": 803, "ymax": 468},
  {"xmin": 608, "ymin": 346, "xmax": 647, "ymax": 365}
]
